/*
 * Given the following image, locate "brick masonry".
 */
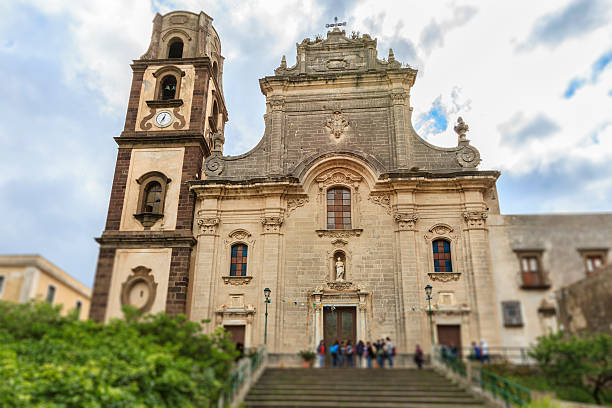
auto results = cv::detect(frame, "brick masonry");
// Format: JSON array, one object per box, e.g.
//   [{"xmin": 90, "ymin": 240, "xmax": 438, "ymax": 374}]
[
  {"xmin": 104, "ymin": 148, "xmax": 132, "ymax": 231},
  {"xmin": 89, "ymin": 247, "xmax": 116, "ymax": 322},
  {"xmin": 176, "ymin": 146, "xmax": 203, "ymax": 230},
  {"xmin": 166, "ymin": 247, "xmax": 191, "ymax": 316}
]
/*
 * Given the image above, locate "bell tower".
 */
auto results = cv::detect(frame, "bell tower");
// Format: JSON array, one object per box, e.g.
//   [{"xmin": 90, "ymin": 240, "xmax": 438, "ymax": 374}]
[{"xmin": 90, "ymin": 11, "xmax": 228, "ymax": 322}]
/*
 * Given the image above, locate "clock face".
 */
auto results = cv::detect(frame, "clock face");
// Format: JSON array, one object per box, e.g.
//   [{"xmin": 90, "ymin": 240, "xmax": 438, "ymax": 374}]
[{"xmin": 155, "ymin": 111, "xmax": 173, "ymax": 127}]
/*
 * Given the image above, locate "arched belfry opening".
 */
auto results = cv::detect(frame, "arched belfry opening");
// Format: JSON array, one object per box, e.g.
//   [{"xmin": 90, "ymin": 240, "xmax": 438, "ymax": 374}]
[
  {"xmin": 167, "ymin": 38, "xmax": 183, "ymax": 58},
  {"xmin": 159, "ymin": 75, "xmax": 177, "ymax": 100}
]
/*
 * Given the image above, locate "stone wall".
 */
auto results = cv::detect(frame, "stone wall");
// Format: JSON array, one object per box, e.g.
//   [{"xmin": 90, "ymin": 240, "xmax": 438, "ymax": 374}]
[{"xmin": 557, "ymin": 264, "xmax": 612, "ymax": 335}]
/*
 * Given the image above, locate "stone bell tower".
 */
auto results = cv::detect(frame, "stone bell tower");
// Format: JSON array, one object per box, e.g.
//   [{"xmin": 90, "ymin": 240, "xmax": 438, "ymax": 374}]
[{"xmin": 90, "ymin": 11, "xmax": 228, "ymax": 322}]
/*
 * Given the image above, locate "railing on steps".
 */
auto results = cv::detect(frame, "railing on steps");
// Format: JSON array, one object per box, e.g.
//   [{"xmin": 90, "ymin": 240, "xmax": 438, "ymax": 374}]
[
  {"xmin": 433, "ymin": 344, "xmax": 532, "ymax": 407},
  {"xmin": 218, "ymin": 346, "xmax": 267, "ymax": 408}
]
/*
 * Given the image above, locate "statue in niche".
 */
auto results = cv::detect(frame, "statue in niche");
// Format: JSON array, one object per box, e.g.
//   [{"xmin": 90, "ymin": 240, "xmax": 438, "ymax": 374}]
[{"xmin": 335, "ymin": 257, "xmax": 345, "ymax": 281}]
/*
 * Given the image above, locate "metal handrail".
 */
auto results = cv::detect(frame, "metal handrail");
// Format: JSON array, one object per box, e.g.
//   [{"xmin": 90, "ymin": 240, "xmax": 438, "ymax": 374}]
[
  {"xmin": 474, "ymin": 368, "xmax": 532, "ymax": 407},
  {"xmin": 223, "ymin": 347, "xmax": 266, "ymax": 406},
  {"xmin": 439, "ymin": 348, "xmax": 467, "ymax": 377}
]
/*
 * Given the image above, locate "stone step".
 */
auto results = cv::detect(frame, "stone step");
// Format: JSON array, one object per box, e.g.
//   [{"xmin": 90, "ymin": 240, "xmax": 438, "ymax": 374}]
[
  {"xmin": 245, "ymin": 394, "xmax": 480, "ymax": 403},
  {"xmin": 244, "ymin": 400, "xmax": 485, "ymax": 408},
  {"xmin": 244, "ymin": 368, "xmax": 485, "ymax": 408},
  {"xmin": 249, "ymin": 388, "xmax": 468, "ymax": 396}
]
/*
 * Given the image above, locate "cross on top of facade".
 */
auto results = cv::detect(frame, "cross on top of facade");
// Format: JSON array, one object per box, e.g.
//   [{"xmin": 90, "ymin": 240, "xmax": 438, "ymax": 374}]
[{"xmin": 326, "ymin": 16, "xmax": 346, "ymax": 29}]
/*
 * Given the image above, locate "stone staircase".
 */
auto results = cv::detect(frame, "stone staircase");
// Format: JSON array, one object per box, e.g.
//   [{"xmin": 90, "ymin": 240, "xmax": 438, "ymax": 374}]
[{"xmin": 244, "ymin": 368, "xmax": 485, "ymax": 407}]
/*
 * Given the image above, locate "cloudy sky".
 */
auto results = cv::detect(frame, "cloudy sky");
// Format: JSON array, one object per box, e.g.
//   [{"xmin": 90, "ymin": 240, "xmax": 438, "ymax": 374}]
[{"xmin": 1, "ymin": 0, "xmax": 611, "ymax": 287}]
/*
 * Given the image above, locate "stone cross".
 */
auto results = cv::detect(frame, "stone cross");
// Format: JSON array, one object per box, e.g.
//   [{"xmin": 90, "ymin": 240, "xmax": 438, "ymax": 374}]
[{"xmin": 326, "ymin": 17, "xmax": 346, "ymax": 29}]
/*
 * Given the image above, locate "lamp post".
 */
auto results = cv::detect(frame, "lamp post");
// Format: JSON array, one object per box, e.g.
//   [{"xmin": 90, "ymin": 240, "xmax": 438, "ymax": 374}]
[
  {"xmin": 263, "ymin": 287, "xmax": 271, "ymax": 345},
  {"xmin": 424, "ymin": 284, "xmax": 434, "ymax": 345}
]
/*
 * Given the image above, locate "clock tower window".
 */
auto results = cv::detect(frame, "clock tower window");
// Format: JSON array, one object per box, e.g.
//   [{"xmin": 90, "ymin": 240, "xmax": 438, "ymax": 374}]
[
  {"xmin": 159, "ymin": 75, "xmax": 177, "ymax": 100},
  {"xmin": 167, "ymin": 38, "xmax": 183, "ymax": 59}
]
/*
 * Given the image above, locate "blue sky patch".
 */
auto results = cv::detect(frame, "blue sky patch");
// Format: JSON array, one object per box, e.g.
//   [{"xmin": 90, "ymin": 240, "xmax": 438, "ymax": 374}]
[
  {"xmin": 418, "ymin": 99, "xmax": 448, "ymax": 133},
  {"xmin": 563, "ymin": 77, "xmax": 586, "ymax": 98}
]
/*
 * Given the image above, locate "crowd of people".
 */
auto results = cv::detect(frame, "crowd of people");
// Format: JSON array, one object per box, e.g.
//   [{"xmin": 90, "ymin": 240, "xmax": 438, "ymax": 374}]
[
  {"xmin": 316, "ymin": 337, "xmax": 397, "ymax": 368},
  {"xmin": 441, "ymin": 339, "xmax": 490, "ymax": 364}
]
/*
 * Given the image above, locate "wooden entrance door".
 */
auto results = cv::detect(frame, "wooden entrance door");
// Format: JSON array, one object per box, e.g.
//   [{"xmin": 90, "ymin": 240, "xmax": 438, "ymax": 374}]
[
  {"xmin": 224, "ymin": 325, "xmax": 245, "ymax": 346},
  {"xmin": 323, "ymin": 307, "xmax": 356, "ymax": 364},
  {"xmin": 436, "ymin": 324, "xmax": 462, "ymax": 356}
]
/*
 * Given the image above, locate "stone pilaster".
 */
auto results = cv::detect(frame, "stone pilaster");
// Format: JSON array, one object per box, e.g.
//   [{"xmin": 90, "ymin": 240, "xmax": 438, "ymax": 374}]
[
  {"xmin": 462, "ymin": 210, "xmax": 501, "ymax": 346},
  {"xmin": 259, "ymin": 214, "xmax": 284, "ymax": 351},
  {"xmin": 190, "ymin": 214, "xmax": 220, "ymax": 328},
  {"xmin": 266, "ymin": 96, "xmax": 284, "ymax": 175},
  {"xmin": 393, "ymin": 211, "xmax": 420, "ymax": 351}
]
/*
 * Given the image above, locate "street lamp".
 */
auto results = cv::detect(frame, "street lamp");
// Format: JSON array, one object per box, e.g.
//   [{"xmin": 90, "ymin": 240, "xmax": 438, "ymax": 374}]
[
  {"xmin": 263, "ymin": 287, "xmax": 271, "ymax": 345},
  {"xmin": 424, "ymin": 284, "xmax": 434, "ymax": 345}
]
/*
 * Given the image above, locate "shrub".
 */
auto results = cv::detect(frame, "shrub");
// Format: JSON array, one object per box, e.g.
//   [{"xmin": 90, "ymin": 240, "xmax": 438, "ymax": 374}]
[
  {"xmin": 529, "ymin": 331, "xmax": 611, "ymax": 405},
  {"xmin": 0, "ymin": 301, "xmax": 237, "ymax": 407}
]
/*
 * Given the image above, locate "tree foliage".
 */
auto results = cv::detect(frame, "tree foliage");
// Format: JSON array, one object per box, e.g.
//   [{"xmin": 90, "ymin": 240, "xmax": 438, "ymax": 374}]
[
  {"xmin": 0, "ymin": 301, "xmax": 237, "ymax": 407},
  {"xmin": 529, "ymin": 331, "xmax": 611, "ymax": 405}
]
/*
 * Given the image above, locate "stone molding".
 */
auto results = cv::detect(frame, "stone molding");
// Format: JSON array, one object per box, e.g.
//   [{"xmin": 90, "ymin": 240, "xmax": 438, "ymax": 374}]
[
  {"xmin": 268, "ymin": 96, "xmax": 285, "ymax": 112},
  {"xmin": 226, "ymin": 229, "xmax": 253, "ymax": 243},
  {"xmin": 316, "ymin": 229, "xmax": 362, "ymax": 238},
  {"xmin": 222, "ymin": 276, "xmax": 253, "ymax": 286},
  {"xmin": 261, "ymin": 216, "xmax": 284, "ymax": 233},
  {"xmin": 425, "ymin": 223, "xmax": 457, "ymax": 240},
  {"xmin": 215, "ymin": 304, "xmax": 256, "ymax": 325},
  {"xmin": 390, "ymin": 90, "xmax": 407, "ymax": 104},
  {"xmin": 197, "ymin": 217, "xmax": 220, "ymax": 235},
  {"xmin": 394, "ymin": 212, "xmax": 419, "ymax": 231},
  {"xmin": 95, "ymin": 231, "xmax": 196, "ymax": 248},
  {"xmin": 428, "ymin": 272, "xmax": 461, "ymax": 282},
  {"xmin": 463, "ymin": 211, "xmax": 488, "ymax": 229}
]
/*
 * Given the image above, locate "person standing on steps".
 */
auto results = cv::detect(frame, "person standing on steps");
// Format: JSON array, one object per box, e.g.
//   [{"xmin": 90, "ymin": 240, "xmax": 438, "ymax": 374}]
[
  {"xmin": 414, "ymin": 344, "xmax": 424, "ymax": 369},
  {"xmin": 375, "ymin": 339, "xmax": 385, "ymax": 368},
  {"xmin": 316, "ymin": 340, "xmax": 325, "ymax": 368},
  {"xmin": 480, "ymin": 339, "xmax": 489, "ymax": 364},
  {"xmin": 366, "ymin": 341, "xmax": 374, "ymax": 368},
  {"xmin": 338, "ymin": 340, "xmax": 346, "ymax": 368},
  {"xmin": 356, "ymin": 340, "xmax": 365, "ymax": 368},
  {"xmin": 346, "ymin": 340, "xmax": 354, "ymax": 367},
  {"xmin": 386, "ymin": 337, "xmax": 395, "ymax": 368},
  {"xmin": 330, "ymin": 340, "xmax": 339, "ymax": 368}
]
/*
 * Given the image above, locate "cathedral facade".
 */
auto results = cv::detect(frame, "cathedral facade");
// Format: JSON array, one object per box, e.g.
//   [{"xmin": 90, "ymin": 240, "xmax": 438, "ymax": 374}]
[{"xmin": 90, "ymin": 10, "xmax": 612, "ymax": 362}]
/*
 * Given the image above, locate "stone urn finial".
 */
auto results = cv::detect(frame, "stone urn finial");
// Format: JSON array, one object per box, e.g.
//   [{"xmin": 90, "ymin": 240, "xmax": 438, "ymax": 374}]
[
  {"xmin": 280, "ymin": 55, "xmax": 287, "ymax": 69},
  {"xmin": 454, "ymin": 116, "xmax": 469, "ymax": 143}
]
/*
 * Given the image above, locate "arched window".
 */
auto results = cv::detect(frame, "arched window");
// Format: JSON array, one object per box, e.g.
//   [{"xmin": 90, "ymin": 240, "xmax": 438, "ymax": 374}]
[
  {"xmin": 168, "ymin": 38, "xmax": 183, "ymax": 59},
  {"xmin": 209, "ymin": 100, "xmax": 219, "ymax": 132},
  {"xmin": 212, "ymin": 61, "xmax": 219, "ymax": 81},
  {"xmin": 230, "ymin": 244, "xmax": 248, "ymax": 276},
  {"xmin": 327, "ymin": 187, "xmax": 351, "ymax": 229},
  {"xmin": 159, "ymin": 75, "xmax": 177, "ymax": 100},
  {"xmin": 134, "ymin": 171, "xmax": 171, "ymax": 229},
  {"xmin": 142, "ymin": 181, "xmax": 162, "ymax": 213},
  {"xmin": 433, "ymin": 239, "xmax": 452, "ymax": 272}
]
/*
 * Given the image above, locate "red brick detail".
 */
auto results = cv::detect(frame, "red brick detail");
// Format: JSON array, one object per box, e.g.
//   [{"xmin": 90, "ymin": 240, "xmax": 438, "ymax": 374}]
[
  {"xmin": 176, "ymin": 146, "xmax": 203, "ymax": 230},
  {"xmin": 123, "ymin": 69, "xmax": 145, "ymax": 132},
  {"xmin": 190, "ymin": 68, "xmax": 209, "ymax": 131},
  {"xmin": 89, "ymin": 247, "xmax": 116, "ymax": 322},
  {"xmin": 104, "ymin": 148, "xmax": 132, "ymax": 230},
  {"xmin": 166, "ymin": 247, "xmax": 191, "ymax": 316}
]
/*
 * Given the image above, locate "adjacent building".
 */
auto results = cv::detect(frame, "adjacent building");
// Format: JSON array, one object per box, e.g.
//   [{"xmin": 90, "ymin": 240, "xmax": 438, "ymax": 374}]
[
  {"xmin": 89, "ymin": 10, "xmax": 611, "ymax": 364},
  {"xmin": 0, "ymin": 255, "xmax": 91, "ymax": 319}
]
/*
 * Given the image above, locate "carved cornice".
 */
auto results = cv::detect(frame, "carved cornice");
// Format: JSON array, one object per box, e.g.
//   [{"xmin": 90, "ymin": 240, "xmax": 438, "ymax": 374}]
[
  {"xmin": 428, "ymin": 272, "xmax": 461, "ymax": 282},
  {"xmin": 197, "ymin": 217, "xmax": 220, "ymax": 235},
  {"xmin": 222, "ymin": 276, "xmax": 253, "ymax": 286},
  {"xmin": 261, "ymin": 216, "xmax": 284, "ymax": 233},
  {"xmin": 394, "ymin": 212, "xmax": 419, "ymax": 231},
  {"xmin": 316, "ymin": 229, "xmax": 362, "ymax": 238},
  {"xmin": 369, "ymin": 193, "xmax": 392, "ymax": 215},
  {"xmin": 463, "ymin": 211, "xmax": 488, "ymax": 229}
]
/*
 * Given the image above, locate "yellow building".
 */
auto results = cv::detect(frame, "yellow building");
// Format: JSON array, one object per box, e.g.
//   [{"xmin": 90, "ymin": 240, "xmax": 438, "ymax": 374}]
[{"xmin": 0, "ymin": 255, "xmax": 91, "ymax": 319}]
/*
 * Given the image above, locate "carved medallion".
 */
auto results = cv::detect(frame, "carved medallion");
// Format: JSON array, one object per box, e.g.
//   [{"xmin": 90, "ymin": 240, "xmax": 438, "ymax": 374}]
[
  {"xmin": 204, "ymin": 155, "xmax": 224, "ymax": 176},
  {"xmin": 456, "ymin": 145, "xmax": 481, "ymax": 168},
  {"xmin": 121, "ymin": 266, "xmax": 158, "ymax": 313},
  {"xmin": 325, "ymin": 110, "xmax": 349, "ymax": 140}
]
